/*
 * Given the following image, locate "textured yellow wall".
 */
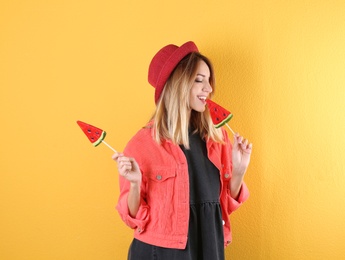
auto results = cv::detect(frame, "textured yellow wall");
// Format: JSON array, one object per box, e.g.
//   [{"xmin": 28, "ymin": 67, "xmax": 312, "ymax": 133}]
[{"xmin": 1, "ymin": 1, "xmax": 345, "ymax": 259}]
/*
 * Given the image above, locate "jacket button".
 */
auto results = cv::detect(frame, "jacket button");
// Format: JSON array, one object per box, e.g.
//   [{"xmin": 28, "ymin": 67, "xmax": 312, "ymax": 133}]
[
  {"xmin": 138, "ymin": 228, "xmax": 142, "ymax": 233},
  {"xmin": 224, "ymin": 173, "xmax": 230, "ymax": 178},
  {"xmin": 156, "ymin": 175, "xmax": 162, "ymax": 180},
  {"xmin": 222, "ymin": 220, "xmax": 225, "ymax": 225}
]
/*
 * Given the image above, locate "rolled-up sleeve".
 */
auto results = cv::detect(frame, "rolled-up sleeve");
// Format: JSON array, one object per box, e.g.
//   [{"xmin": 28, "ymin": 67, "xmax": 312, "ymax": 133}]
[
  {"xmin": 116, "ymin": 175, "xmax": 150, "ymax": 231},
  {"xmin": 227, "ymin": 182, "xmax": 249, "ymax": 213}
]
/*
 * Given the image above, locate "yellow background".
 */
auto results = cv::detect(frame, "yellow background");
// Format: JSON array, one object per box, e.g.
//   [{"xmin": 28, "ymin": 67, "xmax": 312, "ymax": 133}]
[{"xmin": 1, "ymin": 1, "xmax": 345, "ymax": 259}]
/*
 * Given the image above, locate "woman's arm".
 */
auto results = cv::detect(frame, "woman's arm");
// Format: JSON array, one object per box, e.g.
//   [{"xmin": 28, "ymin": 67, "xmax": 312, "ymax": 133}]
[
  {"xmin": 230, "ymin": 173, "xmax": 245, "ymax": 200},
  {"xmin": 113, "ymin": 153, "xmax": 142, "ymax": 217},
  {"xmin": 127, "ymin": 181, "xmax": 141, "ymax": 217}
]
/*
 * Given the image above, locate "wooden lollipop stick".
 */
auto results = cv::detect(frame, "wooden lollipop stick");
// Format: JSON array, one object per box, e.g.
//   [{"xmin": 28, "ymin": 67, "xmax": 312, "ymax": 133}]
[
  {"xmin": 225, "ymin": 123, "xmax": 236, "ymax": 135},
  {"xmin": 102, "ymin": 140, "xmax": 117, "ymax": 153}
]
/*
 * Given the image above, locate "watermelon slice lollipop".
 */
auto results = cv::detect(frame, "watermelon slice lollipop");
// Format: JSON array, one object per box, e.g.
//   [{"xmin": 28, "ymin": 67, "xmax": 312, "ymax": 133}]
[
  {"xmin": 77, "ymin": 120, "xmax": 117, "ymax": 152},
  {"xmin": 206, "ymin": 99, "xmax": 235, "ymax": 134}
]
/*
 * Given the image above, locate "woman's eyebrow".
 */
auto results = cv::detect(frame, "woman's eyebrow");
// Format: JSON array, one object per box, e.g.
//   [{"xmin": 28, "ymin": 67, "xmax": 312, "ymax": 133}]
[{"xmin": 196, "ymin": 73, "xmax": 206, "ymax": 77}]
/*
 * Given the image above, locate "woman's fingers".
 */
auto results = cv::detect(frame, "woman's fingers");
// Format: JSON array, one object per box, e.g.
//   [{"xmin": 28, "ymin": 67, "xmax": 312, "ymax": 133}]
[
  {"xmin": 234, "ymin": 133, "xmax": 253, "ymax": 153},
  {"xmin": 112, "ymin": 152, "xmax": 124, "ymax": 161}
]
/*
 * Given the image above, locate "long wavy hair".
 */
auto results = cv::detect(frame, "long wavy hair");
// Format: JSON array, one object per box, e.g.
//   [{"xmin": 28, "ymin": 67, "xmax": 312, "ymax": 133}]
[{"xmin": 151, "ymin": 52, "xmax": 224, "ymax": 149}]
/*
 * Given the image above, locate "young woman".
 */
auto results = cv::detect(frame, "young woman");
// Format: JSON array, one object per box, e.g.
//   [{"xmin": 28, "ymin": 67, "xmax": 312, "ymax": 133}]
[{"xmin": 113, "ymin": 41, "xmax": 252, "ymax": 260}]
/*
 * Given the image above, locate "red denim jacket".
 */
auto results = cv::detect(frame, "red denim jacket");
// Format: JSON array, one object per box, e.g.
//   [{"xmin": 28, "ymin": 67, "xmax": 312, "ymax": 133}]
[{"xmin": 116, "ymin": 124, "xmax": 249, "ymax": 249}]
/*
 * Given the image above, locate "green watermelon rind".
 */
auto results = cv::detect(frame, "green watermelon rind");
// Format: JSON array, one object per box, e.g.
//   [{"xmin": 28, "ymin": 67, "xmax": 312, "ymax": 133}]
[
  {"xmin": 92, "ymin": 131, "xmax": 106, "ymax": 147},
  {"xmin": 214, "ymin": 114, "xmax": 233, "ymax": 128}
]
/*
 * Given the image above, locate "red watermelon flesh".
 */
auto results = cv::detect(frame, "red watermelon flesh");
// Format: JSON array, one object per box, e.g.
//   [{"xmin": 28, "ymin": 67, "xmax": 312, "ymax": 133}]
[
  {"xmin": 206, "ymin": 99, "xmax": 233, "ymax": 128},
  {"xmin": 77, "ymin": 120, "xmax": 106, "ymax": 147}
]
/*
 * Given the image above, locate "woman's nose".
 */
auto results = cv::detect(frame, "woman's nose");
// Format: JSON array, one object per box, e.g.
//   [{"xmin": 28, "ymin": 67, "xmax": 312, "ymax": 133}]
[{"xmin": 203, "ymin": 82, "xmax": 213, "ymax": 93}]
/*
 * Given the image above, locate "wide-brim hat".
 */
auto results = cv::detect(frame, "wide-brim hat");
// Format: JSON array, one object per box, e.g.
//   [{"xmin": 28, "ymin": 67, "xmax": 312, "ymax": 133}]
[{"xmin": 148, "ymin": 41, "xmax": 199, "ymax": 103}]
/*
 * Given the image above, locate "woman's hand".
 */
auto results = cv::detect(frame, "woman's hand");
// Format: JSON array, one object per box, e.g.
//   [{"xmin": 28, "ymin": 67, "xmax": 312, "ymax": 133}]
[
  {"xmin": 112, "ymin": 152, "xmax": 142, "ymax": 185},
  {"xmin": 232, "ymin": 133, "xmax": 253, "ymax": 177},
  {"xmin": 230, "ymin": 133, "xmax": 252, "ymax": 199}
]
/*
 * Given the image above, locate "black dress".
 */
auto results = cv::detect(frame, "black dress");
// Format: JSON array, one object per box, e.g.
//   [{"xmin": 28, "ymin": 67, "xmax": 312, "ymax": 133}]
[{"xmin": 128, "ymin": 130, "xmax": 224, "ymax": 260}]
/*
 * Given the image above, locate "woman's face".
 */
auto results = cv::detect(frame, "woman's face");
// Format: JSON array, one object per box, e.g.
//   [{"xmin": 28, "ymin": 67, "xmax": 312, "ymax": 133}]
[{"xmin": 189, "ymin": 60, "xmax": 213, "ymax": 112}]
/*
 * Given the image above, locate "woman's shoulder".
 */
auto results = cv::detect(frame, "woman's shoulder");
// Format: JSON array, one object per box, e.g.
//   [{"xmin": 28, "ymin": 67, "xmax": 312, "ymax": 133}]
[
  {"xmin": 124, "ymin": 121, "xmax": 158, "ymax": 153},
  {"xmin": 127, "ymin": 123, "xmax": 154, "ymax": 144}
]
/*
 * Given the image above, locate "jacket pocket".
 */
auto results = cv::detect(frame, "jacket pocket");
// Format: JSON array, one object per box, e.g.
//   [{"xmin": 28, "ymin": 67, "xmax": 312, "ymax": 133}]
[
  {"xmin": 147, "ymin": 168, "xmax": 176, "ymax": 183},
  {"xmin": 146, "ymin": 168, "xmax": 177, "ymax": 199},
  {"xmin": 145, "ymin": 168, "xmax": 177, "ymax": 233}
]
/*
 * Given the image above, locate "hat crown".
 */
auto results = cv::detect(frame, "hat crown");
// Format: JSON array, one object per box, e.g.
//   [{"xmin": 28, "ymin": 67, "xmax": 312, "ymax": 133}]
[
  {"xmin": 148, "ymin": 41, "xmax": 199, "ymax": 103},
  {"xmin": 148, "ymin": 44, "xmax": 178, "ymax": 88}
]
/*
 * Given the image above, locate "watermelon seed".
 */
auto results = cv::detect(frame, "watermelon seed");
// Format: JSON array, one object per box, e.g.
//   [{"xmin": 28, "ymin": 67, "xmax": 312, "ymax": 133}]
[{"xmin": 87, "ymin": 129, "xmax": 91, "ymax": 133}]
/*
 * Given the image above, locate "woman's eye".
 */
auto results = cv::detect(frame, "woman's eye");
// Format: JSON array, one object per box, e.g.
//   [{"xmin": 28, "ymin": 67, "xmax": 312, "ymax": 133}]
[{"xmin": 195, "ymin": 78, "xmax": 203, "ymax": 83}]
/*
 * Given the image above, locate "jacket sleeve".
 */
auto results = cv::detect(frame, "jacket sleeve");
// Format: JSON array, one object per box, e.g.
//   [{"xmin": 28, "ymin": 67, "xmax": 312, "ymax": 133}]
[
  {"xmin": 116, "ymin": 173, "xmax": 149, "ymax": 231},
  {"xmin": 115, "ymin": 134, "xmax": 150, "ymax": 232},
  {"xmin": 227, "ymin": 182, "xmax": 249, "ymax": 213}
]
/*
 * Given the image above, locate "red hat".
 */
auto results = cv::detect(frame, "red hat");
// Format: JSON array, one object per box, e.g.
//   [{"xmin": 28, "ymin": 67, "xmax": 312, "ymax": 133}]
[{"xmin": 148, "ymin": 41, "xmax": 199, "ymax": 103}]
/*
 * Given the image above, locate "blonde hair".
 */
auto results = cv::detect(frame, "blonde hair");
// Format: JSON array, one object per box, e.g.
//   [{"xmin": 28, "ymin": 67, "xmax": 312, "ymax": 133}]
[{"xmin": 151, "ymin": 52, "xmax": 224, "ymax": 149}]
